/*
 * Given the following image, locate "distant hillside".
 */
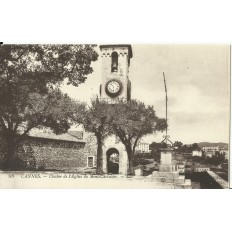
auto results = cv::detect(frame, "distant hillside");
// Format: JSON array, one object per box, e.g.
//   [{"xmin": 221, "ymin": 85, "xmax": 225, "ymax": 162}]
[{"xmin": 196, "ymin": 142, "xmax": 229, "ymax": 149}]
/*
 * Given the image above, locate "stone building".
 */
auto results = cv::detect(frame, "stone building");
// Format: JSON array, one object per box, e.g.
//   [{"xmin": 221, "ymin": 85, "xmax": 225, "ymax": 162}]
[
  {"xmin": 195, "ymin": 166, "xmax": 210, "ymax": 172},
  {"xmin": 192, "ymin": 150, "xmax": 203, "ymax": 157},
  {"xmin": 0, "ymin": 128, "xmax": 97, "ymax": 172},
  {"xmin": 219, "ymin": 147, "xmax": 229, "ymax": 160},
  {"xmin": 135, "ymin": 142, "xmax": 150, "ymax": 153},
  {"xmin": 202, "ymin": 146, "xmax": 219, "ymax": 157}
]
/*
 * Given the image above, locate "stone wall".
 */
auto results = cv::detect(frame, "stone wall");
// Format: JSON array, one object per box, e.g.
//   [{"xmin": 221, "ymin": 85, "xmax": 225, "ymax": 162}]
[
  {"xmin": 0, "ymin": 135, "xmax": 7, "ymax": 167},
  {"xmin": 0, "ymin": 133, "xmax": 97, "ymax": 172},
  {"xmin": 23, "ymin": 137, "xmax": 87, "ymax": 170},
  {"xmin": 183, "ymin": 171, "xmax": 228, "ymax": 189}
]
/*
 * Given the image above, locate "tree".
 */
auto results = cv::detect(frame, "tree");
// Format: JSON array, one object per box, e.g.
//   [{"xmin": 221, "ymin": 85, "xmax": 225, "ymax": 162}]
[
  {"xmin": 173, "ymin": 141, "xmax": 183, "ymax": 148},
  {"xmin": 149, "ymin": 142, "xmax": 165, "ymax": 162},
  {"xmin": 108, "ymin": 99, "xmax": 166, "ymax": 174},
  {"xmin": 210, "ymin": 151, "xmax": 226, "ymax": 166},
  {"xmin": 191, "ymin": 143, "xmax": 200, "ymax": 151},
  {"xmin": 192, "ymin": 155, "xmax": 203, "ymax": 163},
  {"xmin": 0, "ymin": 44, "xmax": 98, "ymax": 169},
  {"xmin": 178, "ymin": 144, "xmax": 191, "ymax": 153},
  {"xmin": 1, "ymin": 87, "xmax": 84, "ymax": 169},
  {"xmin": 74, "ymin": 99, "xmax": 112, "ymax": 174}
]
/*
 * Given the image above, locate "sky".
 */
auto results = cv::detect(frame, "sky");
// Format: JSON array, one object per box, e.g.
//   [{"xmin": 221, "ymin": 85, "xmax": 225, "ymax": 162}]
[{"xmin": 61, "ymin": 45, "xmax": 230, "ymax": 144}]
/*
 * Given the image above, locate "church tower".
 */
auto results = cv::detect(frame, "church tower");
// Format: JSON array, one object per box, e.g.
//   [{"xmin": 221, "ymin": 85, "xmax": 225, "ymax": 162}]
[
  {"xmin": 99, "ymin": 45, "xmax": 133, "ymax": 175},
  {"xmin": 99, "ymin": 45, "xmax": 133, "ymax": 103}
]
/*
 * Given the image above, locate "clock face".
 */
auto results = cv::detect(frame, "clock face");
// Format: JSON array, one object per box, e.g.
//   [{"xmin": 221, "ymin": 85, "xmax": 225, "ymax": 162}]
[
  {"xmin": 105, "ymin": 79, "xmax": 122, "ymax": 97},
  {"xmin": 107, "ymin": 80, "xmax": 120, "ymax": 93}
]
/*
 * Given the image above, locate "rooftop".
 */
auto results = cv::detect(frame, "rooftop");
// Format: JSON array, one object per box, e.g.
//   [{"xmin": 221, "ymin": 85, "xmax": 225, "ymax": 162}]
[
  {"xmin": 99, "ymin": 44, "xmax": 133, "ymax": 58},
  {"xmin": 138, "ymin": 142, "xmax": 150, "ymax": 145},
  {"xmin": 27, "ymin": 129, "xmax": 84, "ymax": 143}
]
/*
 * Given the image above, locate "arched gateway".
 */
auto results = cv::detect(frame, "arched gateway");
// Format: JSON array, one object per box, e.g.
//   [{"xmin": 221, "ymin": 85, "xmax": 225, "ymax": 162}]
[
  {"xmin": 102, "ymin": 142, "xmax": 129, "ymax": 175},
  {"xmin": 106, "ymin": 148, "xmax": 119, "ymax": 174}
]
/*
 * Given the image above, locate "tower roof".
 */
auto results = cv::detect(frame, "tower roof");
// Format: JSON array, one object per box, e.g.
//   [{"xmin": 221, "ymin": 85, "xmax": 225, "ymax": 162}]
[{"xmin": 99, "ymin": 44, "xmax": 133, "ymax": 58}]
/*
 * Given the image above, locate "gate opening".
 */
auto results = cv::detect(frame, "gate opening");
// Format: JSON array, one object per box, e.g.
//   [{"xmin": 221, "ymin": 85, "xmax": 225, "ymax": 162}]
[{"xmin": 106, "ymin": 148, "xmax": 119, "ymax": 174}]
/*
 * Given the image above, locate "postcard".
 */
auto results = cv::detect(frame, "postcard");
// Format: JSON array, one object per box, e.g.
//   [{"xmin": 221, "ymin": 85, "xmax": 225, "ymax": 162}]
[{"xmin": 0, "ymin": 44, "xmax": 230, "ymax": 188}]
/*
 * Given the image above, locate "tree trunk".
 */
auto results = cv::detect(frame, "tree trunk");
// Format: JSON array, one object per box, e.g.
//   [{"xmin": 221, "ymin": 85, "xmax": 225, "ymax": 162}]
[
  {"xmin": 96, "ymin": 135, "xmax": 103, "ymax": 175},
  {"xmin": 126, "ymin": 144, "xmax": 134, "ymax": 175},
  {"xmin": 5, "ymin": 136, "xmax": 17, "ymax": 170}
]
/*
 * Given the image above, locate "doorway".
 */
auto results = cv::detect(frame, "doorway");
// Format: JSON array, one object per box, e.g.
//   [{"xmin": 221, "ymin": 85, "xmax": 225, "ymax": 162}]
[{"xmin": 106, "ymin": 148, "xmax": 119, "ymax": 174}]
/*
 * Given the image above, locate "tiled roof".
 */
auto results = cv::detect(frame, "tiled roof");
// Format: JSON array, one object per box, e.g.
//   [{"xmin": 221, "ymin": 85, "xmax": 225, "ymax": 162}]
[
  {"xmin": 67, "ymin": 131, "xmax": 83, "ymax": 139},
  {"xmin": 28, "ymin": 129, "xmax": 84, "ymax": 143},
  {"xmin": 138, "ymin": 142, "xmax": 150, "ymax": 145},
  {"xmin": 195, "ymin": 164, "xmax": 209, "ymax": 168}
]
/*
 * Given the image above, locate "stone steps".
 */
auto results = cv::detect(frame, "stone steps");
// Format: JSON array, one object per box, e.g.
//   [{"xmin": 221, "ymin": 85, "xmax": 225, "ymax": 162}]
[{"xmin": 151, "ymin": 171, "xmax": 192, "ymax": 189}]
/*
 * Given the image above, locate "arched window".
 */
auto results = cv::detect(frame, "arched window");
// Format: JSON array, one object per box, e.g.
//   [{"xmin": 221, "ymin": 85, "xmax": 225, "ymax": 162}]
[{"xmin": 111, "ymin": 52, "xmax": 118, "ymax": 72}]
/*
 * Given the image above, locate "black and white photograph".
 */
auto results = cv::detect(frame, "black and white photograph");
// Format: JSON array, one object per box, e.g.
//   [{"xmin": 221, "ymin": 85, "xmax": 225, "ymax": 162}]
[
  {"xmin": 1, "ymin": 1, "xmax": 232, "ymax": 232},
  {"xmin": 0, "ymin": 44, "xmax": 230, "ymax": 189}
]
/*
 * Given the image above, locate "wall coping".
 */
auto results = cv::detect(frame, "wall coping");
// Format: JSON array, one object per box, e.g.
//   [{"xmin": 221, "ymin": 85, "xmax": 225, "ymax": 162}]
[
  {"xmin": 25, "ymin": 135, "xmax": 86, "ymax": 144},
  {"xmin": 207, "ymin": 171, "xmax": 229, "ymax": 189}
]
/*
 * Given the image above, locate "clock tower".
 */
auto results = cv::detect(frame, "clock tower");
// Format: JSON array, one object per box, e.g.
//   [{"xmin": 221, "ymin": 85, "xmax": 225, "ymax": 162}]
[
  {"xmin": 99, "ymin": 45, "xmax": 133, "ymax": 175},
  {"xmin": 99, "ymin": 44, "xmax": 133, "ymax": 103}
]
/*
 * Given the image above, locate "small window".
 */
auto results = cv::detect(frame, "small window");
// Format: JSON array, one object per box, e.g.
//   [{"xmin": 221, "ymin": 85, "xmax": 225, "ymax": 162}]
[
  {"xmin": 87, "ymin": 157, "xmax": 94, "ymax": 167},
  {"xmin": 111, "ymin": 52, "xmax": 118, "ymax": 72}
]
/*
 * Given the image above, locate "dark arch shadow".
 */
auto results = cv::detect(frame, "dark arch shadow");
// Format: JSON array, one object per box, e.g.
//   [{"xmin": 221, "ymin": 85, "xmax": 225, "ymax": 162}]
[{"xmin": 106, "ymin": 148, "xmax": 119, "ymax": 174}]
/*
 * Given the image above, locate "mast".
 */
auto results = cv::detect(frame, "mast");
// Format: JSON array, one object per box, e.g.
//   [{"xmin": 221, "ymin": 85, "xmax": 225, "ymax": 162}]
[{"xmin": 163, "ymin": 72, "xmax": 168, "ymax": 143}]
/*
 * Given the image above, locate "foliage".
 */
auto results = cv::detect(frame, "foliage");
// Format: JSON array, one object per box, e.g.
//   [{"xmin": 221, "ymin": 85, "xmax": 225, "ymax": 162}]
[
  {"xmin": 176, "ymin": 143, "xmax": 200, "ymax": 153},
  {"xmin": 74, "ymin": 99, "xmax": 167, "ymax": 175},
  {"xmin": 0, "ymin": 44, "xmax": 98, "ymax": 169},
  {"xmin": 108, "ymin": 99, "xmax": 167, "ymax": 174},
  {"xmin": 74, "ymin": 98, "xmax": 112, "ymax": 174},
  {"xmin": 78, "ymin": 99, "xmax": 111, "ymax": 139},
  {"xmin": 133, "ymin": 157, "xmax": 153, "ymax": 167},
  {"xmin": 201, "ymin": 151, "xmax": 226, "ymax": 166},
  {"xmin": 173, "ymin": 141, "xmax": 183, "ymax": 148},
  {"xmin": 192, "ymin": 155, "xmax": 203, "ymax": 163},
  {"xmin": 0, "ymin": 44, "xmax": 98, "ymax": 87},
  {"xmin": 149, "ymin": 142, "xmax": 167, "ymax": 151},
  {"xmin": 191, "ymin": 143, "xmax": 200, "ymax": 150},
  {"xmin": 149, "ymin": 142, "xmax": 167, "ymax": 162}
]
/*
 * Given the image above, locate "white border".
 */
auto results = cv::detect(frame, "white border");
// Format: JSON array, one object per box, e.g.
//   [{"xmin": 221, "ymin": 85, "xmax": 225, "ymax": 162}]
[{"xmin": 0, "ymin": 1, "xmax": 232, "ymax": 232}]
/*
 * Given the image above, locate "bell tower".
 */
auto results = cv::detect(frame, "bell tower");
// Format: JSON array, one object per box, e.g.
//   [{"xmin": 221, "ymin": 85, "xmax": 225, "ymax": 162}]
[
  {"xmin": 99, "ymin": 45, "xmax": 133, "ymax": 175},
  {"xmin": 99, "ymin": 45, "xmax": 133, "ymax": 103}
]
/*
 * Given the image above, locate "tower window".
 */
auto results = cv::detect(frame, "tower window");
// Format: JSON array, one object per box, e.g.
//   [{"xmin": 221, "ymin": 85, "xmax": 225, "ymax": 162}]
[{"xmin": 111, "ymin": 52, "xmax": 118, "ymax": 72}]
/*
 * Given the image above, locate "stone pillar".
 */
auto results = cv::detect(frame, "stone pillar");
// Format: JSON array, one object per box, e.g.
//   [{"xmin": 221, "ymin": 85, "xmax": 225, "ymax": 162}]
[
  {"xmin": 152, "ymin": 148, "xmax": 192, "ymax": 188},
  {"xmin": 159, "ymin": 148, "xmax": 174, "ymax": 172},
  {"xmin": 102, "ymin": 147, "xmax": 107, "ymax": 174},
  {"xmin": 119, "ymin": 150, "xmax": 129, "ymax": 175}
]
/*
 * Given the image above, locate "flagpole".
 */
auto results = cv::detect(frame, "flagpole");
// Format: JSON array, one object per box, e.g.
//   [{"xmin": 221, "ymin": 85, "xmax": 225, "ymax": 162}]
[{"xmin": 163, "ymin": 72, "xmax": 168, "ymax": 144}]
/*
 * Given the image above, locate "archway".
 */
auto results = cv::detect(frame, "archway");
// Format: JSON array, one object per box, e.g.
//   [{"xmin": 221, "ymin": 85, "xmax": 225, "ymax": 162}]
[{"xmin": 106, "ymin": 148, "xmax": 119, "ymax": 174}]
